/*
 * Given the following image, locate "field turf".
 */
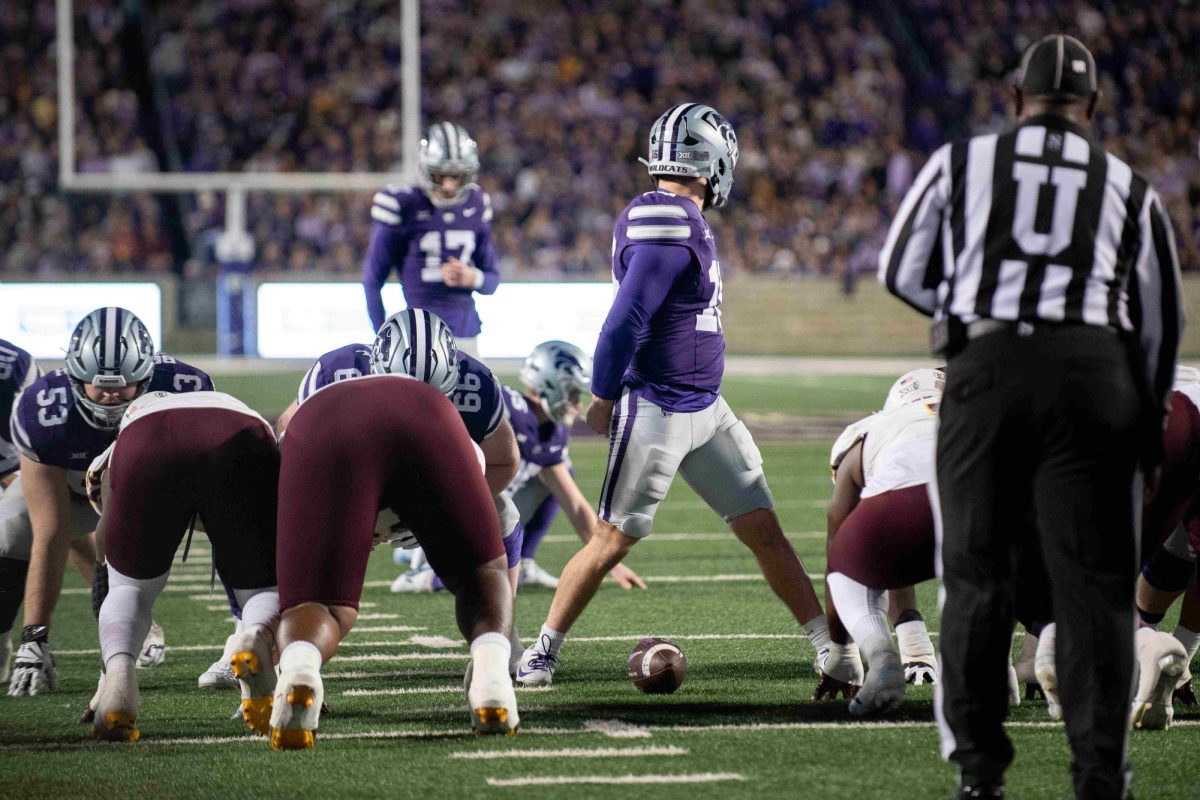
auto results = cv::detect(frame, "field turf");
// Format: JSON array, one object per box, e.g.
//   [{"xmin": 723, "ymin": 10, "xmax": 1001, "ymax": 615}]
[{"xmin": 1, "ymin": 371, "xmax": 1196, "ymax": 799}]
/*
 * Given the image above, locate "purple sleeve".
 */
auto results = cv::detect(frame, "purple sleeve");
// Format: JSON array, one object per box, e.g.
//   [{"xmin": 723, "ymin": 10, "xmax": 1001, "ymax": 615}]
[
  {"xmin": 473, "ymin": 225, "xmax": 500, "ymax": 296},
  {"xmin": 363, "ymin": 222, "xmax": 405, "ymax": 332},
  {"xmin": 591, "ymin": 243, "xmax": 692, "ymax": 399}
]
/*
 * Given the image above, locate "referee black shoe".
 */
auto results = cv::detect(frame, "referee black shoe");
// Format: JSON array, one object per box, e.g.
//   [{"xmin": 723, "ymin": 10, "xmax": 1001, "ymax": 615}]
[{"xmin": 958, "ymin": 783, "xmax": 1004, "ymax": 799}]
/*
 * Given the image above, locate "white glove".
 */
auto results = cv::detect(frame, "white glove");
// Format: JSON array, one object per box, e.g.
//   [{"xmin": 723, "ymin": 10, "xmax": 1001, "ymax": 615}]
[
  {"xmin": 820, "ymin": 642, "xmax": 864, "ymax": 686},
  {"xmin": 136, "ymin": 621, "xmax": 166, "ymax": 669},
  {"xmin": 8, "ymin": 640, "xmax": 58, "ymax": 696}
]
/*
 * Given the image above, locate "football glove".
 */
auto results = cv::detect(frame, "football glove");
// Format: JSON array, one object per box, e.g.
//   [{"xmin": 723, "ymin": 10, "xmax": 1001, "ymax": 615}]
[
  {"xmin": 8, "ymin": 627, "xmax": 58, "ymax": 696},
  {"xmin": 136, "ymin": 621, "xmax": 166, "ymax": 669}
]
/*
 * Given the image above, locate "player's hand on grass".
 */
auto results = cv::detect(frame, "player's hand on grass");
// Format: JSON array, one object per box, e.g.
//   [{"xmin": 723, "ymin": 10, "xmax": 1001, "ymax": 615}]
[
  {"xmin": 586, "ymin": 396, "xmax": 615, "ymax": 437},
  {"xmin": 608, "ymin": 563, "xmax": 646, "ymax": 589},
  {"xmin": 812, "ymin": 671, "xmax": 859, "ymax": 701},
  {"xmin": 8, "ymin": 639, "xmax": 57, "ymax": 697}
]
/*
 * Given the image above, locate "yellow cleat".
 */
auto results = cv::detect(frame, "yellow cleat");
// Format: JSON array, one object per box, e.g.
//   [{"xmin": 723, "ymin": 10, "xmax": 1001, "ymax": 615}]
[
  {"xmin": 94, "ymin": 711, "xmax": 140, "ymax": 742},
  {"xmin": 240, "ymin": 696, "xmax": 273, "ymax": 735},
  {"xmin": 270, "ymin": 727, "xmax": 315, "ymax": 750},
  {"xmin": 288, "ymin": 685, "xmax": 316, "ymax": 708}
]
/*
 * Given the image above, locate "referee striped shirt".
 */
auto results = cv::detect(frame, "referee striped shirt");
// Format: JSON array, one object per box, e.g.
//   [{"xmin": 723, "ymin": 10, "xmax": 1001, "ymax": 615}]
[{"xmin": 880, "ymin": 113, "xmax": 1185, "ymax": 407}]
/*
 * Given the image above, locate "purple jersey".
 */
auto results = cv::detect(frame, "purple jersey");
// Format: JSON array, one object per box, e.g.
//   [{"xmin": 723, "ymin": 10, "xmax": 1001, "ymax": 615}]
[
  {"xmin": 298, "ymin": 344, "xmax": 505, "ymax": 444},
  {"xmin": 501, "ymin": 385, "xmax": 569, "ymax": 470},
  {"xmin": 0, "ymin": 339, "xmax": 40, "ymax": 475},
  {"xmin": 9, "ymin": 355, "xmax": 213, "ymax": 494},
  {"xmin": 362, "ymin": 184, "xmax": 499, "ymax": 338},
  {"xmin": 592, "ymin": 190, "xmax": 724, "ymax": 412}
]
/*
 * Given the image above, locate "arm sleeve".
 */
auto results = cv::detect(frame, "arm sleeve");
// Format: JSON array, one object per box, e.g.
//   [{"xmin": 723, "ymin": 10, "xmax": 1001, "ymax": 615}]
[
  {"xmin": 363, "ymin": 222, "xmax": 405, "ymax": 333},
  {"xmin": 878, "ymin": 144, "xmax": 952, "ymax": 316},
  {"xmin": 1131, "ymin": 190, "xmax": 1185, "ymax": 411},
  {"xmin": 591, "ymin": 243, "xmax": 693, "ymax": 399}
]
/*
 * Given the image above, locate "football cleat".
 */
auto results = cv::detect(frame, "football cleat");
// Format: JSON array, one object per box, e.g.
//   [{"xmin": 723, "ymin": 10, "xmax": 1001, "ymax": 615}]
[
  {"xmin": 515, "ymin": 638, "xmax": 558, "ymax": 687},
  {"xmin": 197, "ymin": 657, "xmax": 239, "ymax": 690},
  {"xmin": 896, "ymin": 619, "xmax": 937, "ymax": 685},
  {"xmin": 270, "ymin": 669, "xmax": 323, "ymax": 750},
  {"xmin": 518, "ymin": 559, "xmax": 560, "ymax": 589},
  {"xmin": 1131, "ymin": 627, "xmax": 1188, "ymax": 730},
  {"xmin": 465, "ymin": 657, "xmax": 519, "ymax": 735},
  {"xmin": 136, "ymin": 621, "xmax": 166, "ymax": 669},
  {"xmin": 1174, "ymin": 670, "xmax": 1197, "ymax": 706},
  {"xmin": 229, "ymin": 629, "xmax": 277, "ymax": 736},
  {"xmin": 390, "ymin": 566, "xmax": 437, "ymax": 593},
  {"xmin": 903, "ymin": 659, "xmax": 937, "ymax": 686},
  {"xmin": 0, "ymin": 633, "xmax": 10, "ymax": 684},
  {"xmin": 93, "ymin": 655, "xmax": 139, "ymax": 742},
  {"xmin": 849, "ymin": 657, "xmax": 906, "ymax": 716},
  {"xmin": 1034, "ymin": 624, "xmax": 1061, "ymax": 720}
]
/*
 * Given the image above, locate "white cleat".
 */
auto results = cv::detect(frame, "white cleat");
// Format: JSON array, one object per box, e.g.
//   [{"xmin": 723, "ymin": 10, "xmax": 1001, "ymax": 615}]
[
  {"xmin": 136, "ymin": 621, "xmax": 166, "ymax": 669},
  {"xmin": 1131, "ymin": 627, "xmax": 1188, "ymax": 730},
  {"xmin": 390, "ymin": 567, "xmax": 436, "ymax": 593},
  {"xmin": 849, "ymin": 657, "xmax": 906, "ymax": 716},
  {"xmin": 1034, "ymin": 623, "xmax": 1062, "ymax": 721},
  {"xmin": 229, "ymin": 628, "xmax": 277, "ymax": 735},
  {"xmin": 518, "ymin": 559, "xmax": 560, "ymax": 589},
  {"xmin": 269, "ymin": 668, "xmax": 323, "ymax": 750},
  {"xmin": 896, "ymin": 620, "xmax": 937, "ymax": 685},
  {"xmin": 0, "ymin": 633, "xmax": 10, "ymax": 684},
  {"xmin": 466, "ymin": 657, "xmax": 520, "ymax": 735},
  {"xmin": 904, "ymin": 658, "xmax": 938, "ymax": 686},
  {"xmin": 515, "ymin": 637, "xmax": 558, "ymax": 687},
  {"xmin": 93, "ymin": 655, "xmax": 140, "ymax": 742},
  {"xmin": 197, "ymin": 658, "xmax": 239, "ymax": 690}
]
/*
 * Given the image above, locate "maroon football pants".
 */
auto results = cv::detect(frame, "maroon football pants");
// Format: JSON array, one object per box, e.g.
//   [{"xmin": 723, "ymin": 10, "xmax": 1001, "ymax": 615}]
[
  {"xmin": 103, "ymin": 408, "xmax": 279, "ymax": 588},
  {"xmin": 826, "ymin": 483, "xmax": 935, "ymax": 589},
  {"xmin": 276, "ymin": 376, "xmax": 503, "ymax": 611}
]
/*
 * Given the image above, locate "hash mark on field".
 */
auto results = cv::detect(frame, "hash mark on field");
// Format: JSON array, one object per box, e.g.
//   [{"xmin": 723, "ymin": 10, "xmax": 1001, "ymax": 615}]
[
  {"xmin": 486, "ymin": 773, "xmax": 744, "ymax": 787},
  {"xmin": 636, "ymin": 573, "xmax": 824, "ymax": 583},
  {"xmin": 453, "ymin": 745, "xmax": 686, "ymax": 760},
  {"xmin": 347, "ymin": 625, "xmax": 427, "ymax": 633},
  {"xmin": 324, "ymin": 668, "xmax": 464, "ymax": 680},
  {"xmin": 570, "ymin": 633, "xmax": 805, "ymax": 643},
  {"xmin": 335, "ymin": 652, "xmax": 467, "ymax": 663},
  {"xmin": 356, "ymin": 613, "xmax": 401, "ymax": 620},
  {"xmin": 539, "ymin": 531, "xmax": 824, "ymax": 543},
  {"xmin": 583, "ymin": 719, "xmax": 651, "ymax": 739}
]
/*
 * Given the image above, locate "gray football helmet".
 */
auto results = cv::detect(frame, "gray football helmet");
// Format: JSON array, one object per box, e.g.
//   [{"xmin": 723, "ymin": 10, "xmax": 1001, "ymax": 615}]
[
  {"xmin": 640, "ymin": 103, "xmax": 739, "ymax": 210},
  {"xmin": 519, "ymin": 341, "xmax": 592, "ymax": 424},
  {"xmin": 417, "ymin": 121, "xmax": 479, "ymax": 207},
  {"xmin": 370, "ymin": 308, "xmax": 460, "ymax": 396},
  {"xmin": 65, "ymin": 307, "xmax": 156, "ymax": 431}
]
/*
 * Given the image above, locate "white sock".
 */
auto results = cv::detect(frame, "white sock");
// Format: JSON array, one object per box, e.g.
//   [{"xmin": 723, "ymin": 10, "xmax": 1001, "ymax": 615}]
[
  {"xmin": 536, "ymin": 624, "xmax": 565, "ymax": 656},
  {"xmin": 1173, "ymin": 625, "xmax": 1200, "ymax": 661},
  {"xmin": 827, "ymin": 572, "xmax": 895, "ymax": 667},
  {"xmin": 470, "ymin": 631, "xmax": 511, "ymax": 683},
  {"xmin": 279, "ymin": 641, "xmax": 322, "ymax": 675},
  {"xmin": 235, "ymin": 588, "xmax": 280, "ymax": 630},
  {"xmin": 802, "ymin": 614, "xmax": 831, "ymax": 651},
  {"xmin": 98, "ymin": 567, "xmax": 168, "ymax": 664},
  {"xmin": 896, "ymin": 620, "xmax": 935, "ymax": 662}
]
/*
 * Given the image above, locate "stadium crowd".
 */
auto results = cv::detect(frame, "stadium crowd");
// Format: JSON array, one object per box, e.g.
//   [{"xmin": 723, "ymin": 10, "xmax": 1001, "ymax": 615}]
[{"xmin": 0, "ymin": 0, "xmax": 1196, "ymax": 281}]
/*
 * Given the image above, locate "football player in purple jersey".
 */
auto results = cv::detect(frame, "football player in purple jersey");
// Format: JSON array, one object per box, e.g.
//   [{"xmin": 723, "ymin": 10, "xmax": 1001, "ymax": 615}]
[
  {"xmin": 0, "ymin": 338, "xmax": 40, "ymax": 681},
  {"xmin": 5, "ymin": 308, "xmax": 213, "ymax": 696},
  {"xmin": 362, "ymin": 122, "xmax": 498, "ymax": 356},
  {"xmin": 518, "ymin": 104, "xmax": 830, "ymax": 687}
]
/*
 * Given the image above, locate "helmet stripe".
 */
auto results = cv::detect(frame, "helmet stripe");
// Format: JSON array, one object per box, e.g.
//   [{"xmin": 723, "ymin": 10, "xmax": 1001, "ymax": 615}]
[
  {"xmin": 103, "ymin": 307, "xmax": 119, "ymax": 371},
  {"xmin": 421, "ymin": 310, "xmax": 434, "ymax": 383},
  {"xmin": 444, "ymin": 122, "xmax": 458, "ymax": 162},
  {"xmin": 662, "ymin": 103, "xmax": 700, "ymax": 163}
]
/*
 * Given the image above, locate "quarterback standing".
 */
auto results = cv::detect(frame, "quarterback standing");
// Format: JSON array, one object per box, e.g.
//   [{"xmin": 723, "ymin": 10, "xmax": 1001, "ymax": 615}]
[
  {"xmin": 518, "ymin": 103, "xmax": 829, "ymax": 685},
  {"xmin": 363, "ymin": 122, "xmax": 498, "ymax": 355}
]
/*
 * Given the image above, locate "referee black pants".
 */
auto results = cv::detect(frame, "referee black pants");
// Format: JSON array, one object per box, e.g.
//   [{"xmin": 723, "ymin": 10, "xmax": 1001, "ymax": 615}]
[{"xmin": 935, "ymin": 325, "xmax": 1141, "ymax": 799}]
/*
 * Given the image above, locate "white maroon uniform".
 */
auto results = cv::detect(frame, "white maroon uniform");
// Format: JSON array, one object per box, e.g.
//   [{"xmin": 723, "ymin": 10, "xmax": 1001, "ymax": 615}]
[{"xmin": 827, "ymin": 402, "xmax": 939, "ymax": 589}]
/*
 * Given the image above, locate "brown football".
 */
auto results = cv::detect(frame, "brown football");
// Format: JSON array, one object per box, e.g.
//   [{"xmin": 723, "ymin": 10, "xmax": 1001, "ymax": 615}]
[{"xmin": 627, "ymin": 637, "xmax": 687, "ymax": 694}]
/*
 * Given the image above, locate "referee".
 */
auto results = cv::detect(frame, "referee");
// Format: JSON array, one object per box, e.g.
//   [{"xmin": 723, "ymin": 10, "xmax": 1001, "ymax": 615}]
[{"xmin": 880, "ymin": 34, "xmax": 1183, "ymax": 800}]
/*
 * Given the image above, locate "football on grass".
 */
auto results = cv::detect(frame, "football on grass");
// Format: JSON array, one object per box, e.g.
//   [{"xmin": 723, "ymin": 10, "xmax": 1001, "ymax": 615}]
[{"xmin": 627, "ymin": 637, "xmax": 687, "ymax": 694}]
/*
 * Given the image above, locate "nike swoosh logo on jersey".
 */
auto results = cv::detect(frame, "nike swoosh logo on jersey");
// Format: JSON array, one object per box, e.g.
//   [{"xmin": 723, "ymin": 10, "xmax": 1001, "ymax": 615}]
[{"xmin": 463, "ymin": 207, "xmax": 477, "ymax": 217}]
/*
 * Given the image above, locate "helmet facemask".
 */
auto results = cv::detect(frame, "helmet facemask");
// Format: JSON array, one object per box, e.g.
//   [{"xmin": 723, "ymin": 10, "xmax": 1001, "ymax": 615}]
[{"xmin": 64, "ymin": 307, "xmax": 157, "ymax": 431}]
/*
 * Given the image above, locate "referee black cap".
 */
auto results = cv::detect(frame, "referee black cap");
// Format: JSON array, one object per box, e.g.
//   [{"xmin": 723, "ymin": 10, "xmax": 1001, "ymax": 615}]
[{"xmin": 1016, "ymin": 34, "xmax": 1097, "ymax": 98}]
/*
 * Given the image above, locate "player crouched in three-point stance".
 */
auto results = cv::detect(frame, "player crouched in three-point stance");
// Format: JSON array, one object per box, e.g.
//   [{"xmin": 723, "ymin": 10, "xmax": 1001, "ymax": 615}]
[
  {"xmin": 271, "ymin": 374, "xmax": 517, "ymax": 749},
  {"xmin": 819, "ymin": 369, "xmax": 943, "ymax": 715},
  {"xmin": 6, "ymin": 308, "xmax": 212, "ymax": 697},
  {"xmin": 85, "ymin": 391, "xmax": 280, "ymax": 741},
  {"xmin": 518, "ymin": 104, "xmax": 830, "ymax": 686}
]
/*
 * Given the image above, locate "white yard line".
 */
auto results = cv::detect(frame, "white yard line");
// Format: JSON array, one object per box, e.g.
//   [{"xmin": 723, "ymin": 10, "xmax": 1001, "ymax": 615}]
[
  {"xmin": 343, "ymin": 685, "xmax": 553, "ymax": 697},
  {"xmin": 486, "ymin": 773, "xmax": 744, "ymax": 787},
  {"xmin": 538, "ymin": 531, "xmax": 825, "ymax": 543},
  {"xmin": 347, "ymin": 626, "xmax": 427, "ymax": 633},
  {"xmin": 453, "ymin": 745, "xmax": 686, "ymax": 759},
  {"xmin": 584, "ymin": 719, "xmax": 653, "ymax": 739}
]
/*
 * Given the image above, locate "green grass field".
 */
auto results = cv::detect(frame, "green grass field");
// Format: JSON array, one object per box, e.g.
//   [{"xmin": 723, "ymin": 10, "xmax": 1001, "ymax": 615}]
[{"xmin": 1, "ymin": 371, "xmax": 1196, "ymax": 799}]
